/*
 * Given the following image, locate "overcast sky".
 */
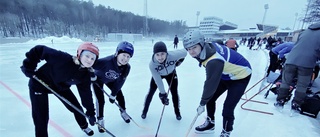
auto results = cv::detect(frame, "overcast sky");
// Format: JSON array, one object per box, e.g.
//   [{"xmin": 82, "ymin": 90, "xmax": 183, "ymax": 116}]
[{"xmin": 89, "ymin": 0, "xmax": 308, "ymax": 29}]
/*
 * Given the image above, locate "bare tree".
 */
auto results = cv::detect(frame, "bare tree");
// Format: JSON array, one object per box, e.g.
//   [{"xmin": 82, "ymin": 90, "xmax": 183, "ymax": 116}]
[{"xmin": 303, "ymin": 0, "xmax": 320, "ymax": 24}]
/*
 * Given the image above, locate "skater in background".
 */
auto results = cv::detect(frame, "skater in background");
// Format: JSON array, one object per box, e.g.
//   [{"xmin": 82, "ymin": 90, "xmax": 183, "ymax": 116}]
[
  {"xmin": 225, "ymin": 37, "xmax": 239, "ymax": 51},
  {"xmin": 266, "ymin": 42, "xmax": 295, "ymax": 77},
  {"xmin": 274, "ymin": 22, "xmax": 320, "ymax": 113},
  {"xmin": 174, "ymin": 35, "xmax": 179, "ymax": 49},
  {"xmin": 141, "ymin": 41, "xmax": 187, "ymax": 120},
  {"xmin": 183, "ymin": 30, "xmax": 252, "ymax": 137},
  {"xmin": 92, "ymin": 41, "xmax": 134, "ymax": 132},
  {"xmin": 20, "ymin": 43, "xmax": 99, "ymax": 137}
]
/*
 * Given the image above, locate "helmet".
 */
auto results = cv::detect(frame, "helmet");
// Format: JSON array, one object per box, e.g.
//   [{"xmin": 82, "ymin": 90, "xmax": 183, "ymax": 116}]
[
  {"xmin": 153, "ymin": 41, "xmax": 167, "ymax": 54},
  {"xmin": 183, "ymin": 30, "xmax": 205, "ymax": 49},
  {"xmin": 77, "ymin": 42, "xmax": 99, "ymax": 59},
  {"xmin": 116, "ymin": 41, "xmax": 134, "ymax": 57}
]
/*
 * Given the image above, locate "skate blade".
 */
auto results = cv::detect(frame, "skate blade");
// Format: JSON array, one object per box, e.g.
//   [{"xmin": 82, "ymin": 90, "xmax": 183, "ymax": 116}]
[
  {"xmin": 195, "ymin": 129, "xmax": 214, "ymax": 134},
  {"xmin": 274, "ymin": 105, "xmax": 284, "ymax": 113},
  {"xmin": 290, "ymin": 109, "xmax": 300, "ymax": 117}
]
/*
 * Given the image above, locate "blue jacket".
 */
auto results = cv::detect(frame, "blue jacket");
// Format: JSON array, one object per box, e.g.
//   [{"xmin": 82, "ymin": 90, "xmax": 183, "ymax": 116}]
[
  {"xmin": 93, "ymin": 55, "xmax": 130, "ymax": 96},
  {"xmin": 197, "ymin": 42, "xmax": 252, "ymax": 105},
  {"xmin": 271, "ymin": 42, "xmax": 294, "ymax": 59}
]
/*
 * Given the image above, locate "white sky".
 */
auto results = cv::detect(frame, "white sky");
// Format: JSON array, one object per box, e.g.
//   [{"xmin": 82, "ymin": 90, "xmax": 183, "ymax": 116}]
[
  {"xmin": 90, "ymin": 0, "xmax": 308, "ymax": 29},
  {"xmin": 1, "ymin": 37, "xmax": 319, "ymax": 136}
]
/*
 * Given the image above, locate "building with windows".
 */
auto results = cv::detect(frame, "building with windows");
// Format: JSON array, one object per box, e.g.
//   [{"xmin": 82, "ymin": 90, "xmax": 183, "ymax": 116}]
[{"xmin": 187, "ymin": 16, "xmax": 290, "ymax": 42}]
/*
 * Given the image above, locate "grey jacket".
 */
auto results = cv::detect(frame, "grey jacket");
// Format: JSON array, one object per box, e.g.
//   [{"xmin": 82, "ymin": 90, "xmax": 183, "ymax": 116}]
[
  {"xmin": 149, "ymin": 49, "xmax": 187, "ymax": 94},
  {"xmin": 285, "ymin": 23, "xmax": 320, "ymax": 68}
]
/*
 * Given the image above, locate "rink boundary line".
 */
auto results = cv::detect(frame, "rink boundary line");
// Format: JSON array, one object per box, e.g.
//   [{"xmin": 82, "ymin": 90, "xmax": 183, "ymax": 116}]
[{"xmin": 0, "ymin": 80, "xmax": 73, "ymax": 137}]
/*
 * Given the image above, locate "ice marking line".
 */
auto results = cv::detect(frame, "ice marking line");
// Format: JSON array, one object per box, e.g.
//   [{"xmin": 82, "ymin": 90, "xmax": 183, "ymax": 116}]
[{"xmin": 0, "ymin": 80, "xmax": 73, "ymax": 137}]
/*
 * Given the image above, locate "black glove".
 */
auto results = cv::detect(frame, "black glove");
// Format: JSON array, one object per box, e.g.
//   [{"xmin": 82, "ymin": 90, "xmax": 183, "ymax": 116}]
[
  {"xmin": 20, "ymin": 66, "xmax": 34, "ymax": 78},
  {"xmin": 109, "ymin": 95, "xmax": 116, "ymax": 103},
  {"xmin": 88, "ymin": 115, "xmax": 96, "ymax": 126},
  {"xmin": 159, "ymin": 93, "xmax": 169, "ymax": 105},
  {"xmin": 175, "ymin": 58, "xmax": 185, "ymax": 67},
  {"xmin": 277, "ymin": 58, "xmax": 285, "ymax": 64}
]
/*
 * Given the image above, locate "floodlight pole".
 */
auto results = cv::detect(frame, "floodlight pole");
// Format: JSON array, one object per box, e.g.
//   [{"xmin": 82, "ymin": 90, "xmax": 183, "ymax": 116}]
[
  {"xmin": 262, "ymin": 4, "xmax": 269, "ymax": 25},
  {"xmin": 196, "ymin": 11, "xmax": 200, "ymax": 26}
]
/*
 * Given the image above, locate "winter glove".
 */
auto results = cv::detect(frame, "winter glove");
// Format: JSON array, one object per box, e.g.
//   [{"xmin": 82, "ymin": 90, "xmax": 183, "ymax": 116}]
[
  {"xmin": 88, "ymin": 115, "xmax": 96, "ymax": 126},
  {"xmin": 197, "ymin": 105, "xmax": 205, "ymax": 115},
  {"xmin": 159, "ymin": 93, "xmax": 169, "ymax": 105},
  {"xmin": 20, "ymin": 66, "xmax": 34, "ymax": 78},
  {"xmin": 109, "ymin": 95, "xmax": 116, "ymax": 104},
  {"xmin": 175, "ymin": 58, "xmax": 185, "ymax": 67}
]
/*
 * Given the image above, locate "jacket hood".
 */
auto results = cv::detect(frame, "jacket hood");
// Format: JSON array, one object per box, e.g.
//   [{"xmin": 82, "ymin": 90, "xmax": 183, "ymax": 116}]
[
  {"xmin": 196, "ymin": 42, "xmax": 216, "ymax": 62},
  {"xmin": 308, "ymin": 22, "xmax": 320, "ymax": 30}
]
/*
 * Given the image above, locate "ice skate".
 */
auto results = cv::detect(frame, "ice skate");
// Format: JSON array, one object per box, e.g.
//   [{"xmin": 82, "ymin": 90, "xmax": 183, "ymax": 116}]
[
  {"xmin": 141, "ymin": 113, "xmax": 147, "ymax": 119},
  {"xmin": 97, "ymin": 118, "xmax": 105, "ymax": 133},
  {"xmin": 82, "ymin": 127, "xmax": 94, "ymax": 136},
  {"xmin": 176, "ymin": 113, "xmax": 182, "ymax": 120},
  {"xmin": 274, "ymin": 100, "xmax": 285, "ymax": 112},
  {"xmin": 175, "ymin": 109, "xmax": 182, "ymax": 120},
  {"xmin": 121, "ymin": 110, "xmax": 131, "ymax": 123},
  {"xmin": 220, "ymin": 129, "xmax": 231, "ymax": 137},
  {"xmin": 290, "ymin": 102, "xmax": 301, "ymax": 117},
  {"xmin": 195, "ymin": 117, "xmax": 215, "ymax": 134}
]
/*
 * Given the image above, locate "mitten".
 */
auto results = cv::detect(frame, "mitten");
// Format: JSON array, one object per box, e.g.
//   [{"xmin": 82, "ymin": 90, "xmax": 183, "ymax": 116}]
[
  {"xmin": 197, "ymin": 105, "xmax": 205, "ymax": 115},
  {"xmin": 20, "ymin": 66, "xmax": 34, "ymax": 78},
  {"xmin": 109, "ymin": 95, "xmax": 116, "ymax": 103}
]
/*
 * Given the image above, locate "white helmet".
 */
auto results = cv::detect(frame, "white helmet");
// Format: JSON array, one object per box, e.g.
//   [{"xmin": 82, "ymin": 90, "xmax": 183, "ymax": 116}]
[{"xmin": 183, "ymin": 30, "xmax": 205, "ymax": 49}]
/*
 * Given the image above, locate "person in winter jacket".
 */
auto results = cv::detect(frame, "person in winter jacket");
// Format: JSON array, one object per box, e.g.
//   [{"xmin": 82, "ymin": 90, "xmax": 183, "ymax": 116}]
[
  {"xmin": 141, "ymin": 41, "xmax": 187, "ymax": 120},
  {"xmin": 225, "ymin": 38, "xmax": 239, "ymax": 51},
  {"xmin": 183, "ymin": 30, "xmax": 252, "ymax": 137},
  {"xmin": 274, "ymin": 22, "xmax": 320, "ymax": 113},
  {"xmin": 266, "ymin": 42, "xmax": 295, "ymax": 76},
  {"xmin": 174, "ymin": 35, "xmax": 179, "ymax": 49},
  {"xmin": 20, "ymin": 42, "xmax": 99, "ymax": 137},
  {"xmin": 92, "ymin": 41, "xmax": 133, "ymax": 132}
]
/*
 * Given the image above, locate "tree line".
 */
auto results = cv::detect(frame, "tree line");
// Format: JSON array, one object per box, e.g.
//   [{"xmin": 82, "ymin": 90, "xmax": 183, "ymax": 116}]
[{"xmin": 0, "ymin": 0, "xmax": 187, "ymax": 39}]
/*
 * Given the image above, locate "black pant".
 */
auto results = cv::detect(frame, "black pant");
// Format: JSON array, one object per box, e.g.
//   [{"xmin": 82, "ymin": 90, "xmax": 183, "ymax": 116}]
[
  {"xmin": 93, "ymin": 82, "xmax": 126, "ymax": 119},
  {"xmin": 174, "ymin": 43, "xmax": 178, "ymax": 49},
  {"xmin": 29, "ymin": 79, "xmax": 88, "ymax": 137},
  {"xmin": 267, "ymin": 51, "xmax": 279, "ymax": 76},
  {"xmin": 142, "ymin": 72, "xmax": 180, "ymax": 115},
  {"xmin": 206, "ymin": 75, "xmax": 251, "ymax": 132}
]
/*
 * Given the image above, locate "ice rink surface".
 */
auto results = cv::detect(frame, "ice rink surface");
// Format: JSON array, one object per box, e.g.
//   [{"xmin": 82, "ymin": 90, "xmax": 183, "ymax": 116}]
[{"xmin": 0, "ymin": 37, "xmax": 319, "ymax": 137}]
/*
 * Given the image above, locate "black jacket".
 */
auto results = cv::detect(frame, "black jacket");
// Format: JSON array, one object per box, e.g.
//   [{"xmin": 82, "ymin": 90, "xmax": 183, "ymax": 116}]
[
  {"xmin": 21, "ymin": 45, "xmax": 95, "ymax": 115},
  {"xmin": 93, "ymin": 55, "xmax": 130, "ymax": 96}
]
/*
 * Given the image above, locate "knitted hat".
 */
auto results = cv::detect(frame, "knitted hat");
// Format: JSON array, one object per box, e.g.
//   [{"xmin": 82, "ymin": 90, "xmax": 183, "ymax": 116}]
[{"xmin": 153, "ymin": 41, "xmax": 167, "ymax": 54}]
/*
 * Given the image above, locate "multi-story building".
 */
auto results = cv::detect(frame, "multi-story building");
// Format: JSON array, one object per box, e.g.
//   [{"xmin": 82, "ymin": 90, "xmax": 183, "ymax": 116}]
[{"xmin": 198, "ymin": 16, "xmax": 237, "ymax": 41}]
